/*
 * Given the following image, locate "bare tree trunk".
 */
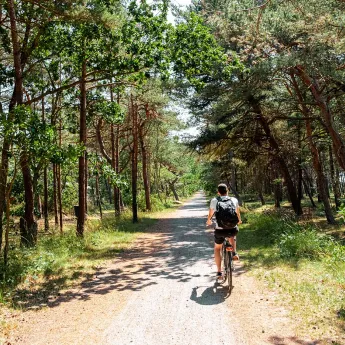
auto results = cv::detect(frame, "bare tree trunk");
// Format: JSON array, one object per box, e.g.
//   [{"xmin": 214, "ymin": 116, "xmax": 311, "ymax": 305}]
[
  {"xmin": 297, "ymin": 123, "xmax": 303, "ymax": 201},
  {"xmin": 227, "ymin": 173, "xmax": 243, "ymax": 206},
  {"xmin": 85, "ymin": 151, "xmax": 88, "ymax": 216},
  {"xmin": 291, "ymin": 74, "xmax": 335, "ymax": 223},
  {"xmin": 274, "ymin": 183, "xmax": 281, "ymax": 208},
  {"xmin": 0, "ymin": 139, "xmax": 10, "ymax": 251},
  {"xmin": 169, "ymin": 178, "xmax": 179, "ymax": 201},
  {"xmin": 77, "ymin": 59, "xmax": 87, "ymax": 236},
  {"xmin": 42, "ymin": 97, "xmax": 49, "ymax": 232},
  {"xmin": 58, "ymin": 117, "xmax": 63, "ymax": 233},
  {"xmin": 53, "ymin": 163, "xmax": 58, "ymax": 227},
  {"xmin": 258, "ymin": 191, "xmax": 265, "ymax": 205},
  {"xmin": 20, "ymin": 152, "xmax": 38, "ymax": 246},
  {"xmin": 57, "ymin": 165, "xmax": 63, "ymax": 233},
  {"xmin": 302, "ymin": 177, "xmax": 316, "ymax": 208},
  {"xmin": 131, "ymin": 95, "xmax": 138, "ymax": 223},
  {"xmin": 329, "ymin": 145, "xmax": 341, "ymax": 210},
  {"xmin": 115, "ymin": 124, "xmax": 121, "ymax": 215},
  {"xmin": 4, "ymin": 160, "xmax": 17, "ymax": 265},
  {"xmin": 43, "ymin": 167, "xmax": 49, "ymax": 231},
  {"xmin": 110, "ymin": 88, "xmax": 121, "ymax": 216},
  {"xmin": 95, "ymin": 173, "xmax": 102, "ymax": 219},
  {"xmin": 248, "ymin": 95, "xmax": 302, "ymax": 215},
  {"xmin": 139, "ymin": 124, "xmax": 151, "ymax": 211}
]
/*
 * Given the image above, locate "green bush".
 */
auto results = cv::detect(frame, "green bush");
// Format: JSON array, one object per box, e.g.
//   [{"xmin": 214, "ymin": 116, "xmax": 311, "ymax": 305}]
[
  {"xmin": 137, "ymin": 192, "xmax": 174, "ymax": 212},
  {"xmin": 247, "ymin": 212, "xmax": 345, "ymax": 262},
  {"xmin": 279, "ymin": 228, "xmax": 324, "ymax": 259}
]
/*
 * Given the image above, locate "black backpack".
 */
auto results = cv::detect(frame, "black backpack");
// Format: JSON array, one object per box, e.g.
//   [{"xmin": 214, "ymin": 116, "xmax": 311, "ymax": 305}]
[{"xmin": 215, "ymin": 196, "xmax": 239, "ymax": 229}]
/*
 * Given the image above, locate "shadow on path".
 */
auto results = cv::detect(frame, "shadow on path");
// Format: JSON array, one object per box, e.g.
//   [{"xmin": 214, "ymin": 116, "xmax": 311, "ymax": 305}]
[
  {"xmin": 190, "ymin": 284, "xmax": 229, "ymax": 306},
  {"xmin": 14, "ymin": 193, "xmax": 243, "ymax": 309}
]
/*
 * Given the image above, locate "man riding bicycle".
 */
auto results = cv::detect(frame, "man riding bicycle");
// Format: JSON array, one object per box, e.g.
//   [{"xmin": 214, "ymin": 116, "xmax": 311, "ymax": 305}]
[{"xmin": 206, "ymin": 183, "xmax": 242, "ymax": 280}]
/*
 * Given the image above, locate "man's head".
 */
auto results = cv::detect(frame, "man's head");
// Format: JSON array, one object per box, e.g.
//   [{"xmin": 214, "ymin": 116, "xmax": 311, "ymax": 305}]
[{"xmin": 217, "ymin": 183, "xmax": 228, "ymax": 196}]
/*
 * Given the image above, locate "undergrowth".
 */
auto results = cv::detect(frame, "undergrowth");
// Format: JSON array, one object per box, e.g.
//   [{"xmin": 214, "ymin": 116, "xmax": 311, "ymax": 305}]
[
  {"xmin": 240, "ymin": 209, "xmax": 345, "ymax": 343},
  {"xmin": 0, "ymin": 211, "xmax": 156, "ymax": 307}
]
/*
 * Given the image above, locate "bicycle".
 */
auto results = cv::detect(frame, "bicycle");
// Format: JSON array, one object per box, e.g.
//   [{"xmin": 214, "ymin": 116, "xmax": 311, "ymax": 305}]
[{"xmin": 219, "ymin": 236, "xmax": 234, "ymax": 294}]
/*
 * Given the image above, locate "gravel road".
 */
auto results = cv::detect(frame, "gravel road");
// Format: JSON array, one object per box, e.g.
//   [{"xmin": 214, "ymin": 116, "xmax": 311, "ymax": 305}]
[
  {"xmin": 104, "ymin": 192, "xmax": 242, "ymax": 345},
  {"xmin": 7, "ymin": 192, "xmax": 316, "ymax": 345}
]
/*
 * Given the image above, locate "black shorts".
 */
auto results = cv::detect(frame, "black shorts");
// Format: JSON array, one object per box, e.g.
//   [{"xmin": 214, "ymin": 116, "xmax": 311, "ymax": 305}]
[{"xmin": 214, "ymin": 227, "xmax": 239, "ymax": 244}]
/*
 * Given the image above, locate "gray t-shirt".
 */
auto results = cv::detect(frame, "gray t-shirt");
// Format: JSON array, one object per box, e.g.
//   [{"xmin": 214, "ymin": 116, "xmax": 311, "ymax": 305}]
[{"xmin": 210, "ymin": 196, "xmax": 239, "ymax": 230}]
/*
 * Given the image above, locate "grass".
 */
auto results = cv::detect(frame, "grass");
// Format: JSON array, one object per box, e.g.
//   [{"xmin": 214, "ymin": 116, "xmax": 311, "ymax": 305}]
[
  {"xmin": 239, "ymin": 203, "xmax": 345, "ymax": 343},
  {"xmin": 0, "ymin": 198, "xmax": 188, "ymax": 342},
  {"xmin": 0, "ymin": 210, "xmax": 161, "ymax": 307}
]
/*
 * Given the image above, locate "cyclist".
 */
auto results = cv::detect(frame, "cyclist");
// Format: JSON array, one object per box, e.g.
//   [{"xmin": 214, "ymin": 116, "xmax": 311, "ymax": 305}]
[{"xmin": 206, "ymin": 183, "xmax": 242, "ymax": 280}]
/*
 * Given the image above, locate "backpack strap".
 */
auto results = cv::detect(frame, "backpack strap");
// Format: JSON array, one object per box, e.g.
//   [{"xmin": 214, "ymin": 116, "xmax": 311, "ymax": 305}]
[{"xmin": 216, "ymin": 196, "xmax": 221, "ymax": 211}]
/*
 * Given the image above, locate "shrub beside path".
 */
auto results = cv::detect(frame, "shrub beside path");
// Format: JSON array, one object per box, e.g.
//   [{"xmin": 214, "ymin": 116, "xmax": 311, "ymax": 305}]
[{"xmin": 6, "ymin": 192, "xmax": 317, "ymax": 345}]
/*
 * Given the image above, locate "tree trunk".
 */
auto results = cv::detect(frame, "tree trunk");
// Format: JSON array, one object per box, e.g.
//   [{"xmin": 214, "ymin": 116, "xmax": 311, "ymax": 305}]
[
  {"xmin": 85, "ymin": 151, "xmax": 88, "ymax": 216},
  {"xmin": 227, "ymin": 173, "xmax": 243, "ymax": 206},
  {"xmin": 43, "ymin": 167, "xmax": 49, "ymax": 231},
  {"xmin": 0, "ymin": 140, "xmax": 10, "ymax": 251},
  {"xmin": 302, "ymin": 177, "xmax": 316, "ymax": 208},
  {"xmin": 115, "ymin": 124, "xmax": 121, "ymax": 215},
  {"xmin": 57, "ymin": 164, "xmax": 63, "ymax": 233},
  {"xmin": 329, "ymin": 145, "xmax": 341, "ymax": 210},
  {"xmin": 20, "ymin": 152, "xmax": 38, "ymax": 246},
  {"xmin": 53, "ymin": 163, "xmax": 59, "ymax": 227},
  {"xmin": 110, "ymin": 88, "xmax": 121, "ymax": 216},
  {"xmin": 7, "ymin": 0, "xmax": 38, "ymax": 245},
  {"xmin": 95, "ymin": 173, "xmax": 102, "ymax": 219},
  {"xmin": 0, "ymin": 0, "xmax": 21, "ymax": 250},
  {"xmin": 77, "ymin": 60, "xmax": 87, "ymax": 236},
  {"xmin": 139, "ymin": 124, "xmax": 151, "ymax": 211},
  {"xmin": 58, "ymin": 117, "xmax": 63, "ymax": 233},
  {"xmin": 42, "ymin": 98, "xmax": 49, "ymax": 232},
  {"xmin": 274, "ymin": 183, "xmax": 281, "ymax": 208},
  {"xmin": 131, "ymin": 95, "xmax": 138, "ymax": 223},
  {"xmin": 169, "ymin": 179, "xmax": 179, "ymax": 201},
  {"xmin": 4, "ymin": 161, "xmax": 17, "ymax": 265},
  {"xmin": 258, "ymin": 191, "xmax": 265, "ymax": 205},
  {"xmin": 295, "ymin": 66, "xmax": 345, "ymax": 171},
  {"xmin": 297, "ymin": 123, "xmax": 303, "ymax": 201},
  {"xmin": 248, "ymin": 95, "xmax": 302, "ymax": 215},
  {"xmin": 291, "ymin": 73, "xmax": 335, "ymax": 223}
]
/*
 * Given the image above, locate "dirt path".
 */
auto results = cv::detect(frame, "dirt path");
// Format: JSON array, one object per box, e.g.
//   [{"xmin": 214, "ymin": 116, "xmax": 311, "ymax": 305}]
[{"xmin": 6, "ymin": 193, "xmax": 316, "ymax": 345}]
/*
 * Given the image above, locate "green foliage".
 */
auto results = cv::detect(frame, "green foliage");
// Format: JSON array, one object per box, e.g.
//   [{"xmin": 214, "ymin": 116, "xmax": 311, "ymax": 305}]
[
  {"xmin": 137, "ymin": 192, "xmax": 172, "ymax": 212},
  {"xmin": 245, "ymin": 211, "xmax": 345, "ymax": 264},
  {"xmin": 171, "ymin": 12, "xmax": 241, "ymax": 88},
  {"xmin": 279, "ymin": 228, "xmax": 328, "ymax": 259},
  {"xmin": 0, "ymin": 212, "xmax": 157, "ymax": 304},
  {"xmin": 90, "ymin": 99, "xmax": 125, "ymax": 124},
  {"xmin": 88, "ymin": 153, "xmax": 128, "ymax": 188}
]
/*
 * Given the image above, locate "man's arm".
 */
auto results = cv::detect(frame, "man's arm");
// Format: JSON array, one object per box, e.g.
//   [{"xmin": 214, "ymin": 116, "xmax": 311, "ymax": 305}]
[
  {"xmin": 206, "ymin": 208, "xmax": 215, "ymax": 226},
  {"xmin": 236, "ymin": 206, "xmax": 242, "ymax": 224}
]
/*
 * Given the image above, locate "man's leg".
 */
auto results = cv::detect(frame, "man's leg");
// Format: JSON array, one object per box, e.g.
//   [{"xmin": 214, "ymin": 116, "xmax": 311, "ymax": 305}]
[
  {"xmin": 229, "ymin": 236, "xmax": 239, "ymax": 260},
  {"xmin": 214, "ymin": 243, "xmax": 222, "ymax": 273},
  {"xmin": 229, "ymin": 236, "xmax": 236, "ymax": 252}
]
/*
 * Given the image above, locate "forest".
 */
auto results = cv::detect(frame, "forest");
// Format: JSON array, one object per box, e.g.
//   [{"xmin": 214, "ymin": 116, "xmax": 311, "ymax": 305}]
[{"xmin": 0, "ymin": 0, "xmax": 345, "ymax": 342}]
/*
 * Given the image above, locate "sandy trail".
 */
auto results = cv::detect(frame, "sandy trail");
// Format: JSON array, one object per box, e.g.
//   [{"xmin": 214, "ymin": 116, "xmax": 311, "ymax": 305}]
[{"xmin": 7, "ymin": 192, "xmax": 316, "ymax": 345}]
